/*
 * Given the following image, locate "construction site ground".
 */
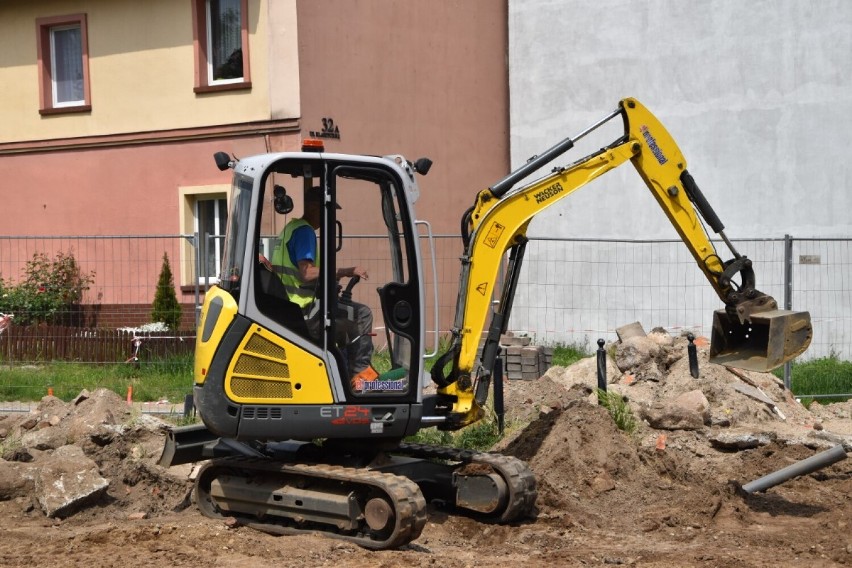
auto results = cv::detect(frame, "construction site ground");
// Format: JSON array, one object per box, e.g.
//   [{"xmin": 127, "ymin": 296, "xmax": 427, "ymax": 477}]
[{"xmin": 0, "ymin": 333, "xmax": 850, "ymax": 567}]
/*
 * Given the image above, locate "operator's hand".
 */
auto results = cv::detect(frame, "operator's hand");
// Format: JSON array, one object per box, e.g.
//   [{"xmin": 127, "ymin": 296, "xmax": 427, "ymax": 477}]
[
  {"xmin": 338, "ymin": 266, "xmax": 368, "ymax": 280},
  {"xmin": 258, "ymin": 254, "xmax": 273, "ymax": 272}
]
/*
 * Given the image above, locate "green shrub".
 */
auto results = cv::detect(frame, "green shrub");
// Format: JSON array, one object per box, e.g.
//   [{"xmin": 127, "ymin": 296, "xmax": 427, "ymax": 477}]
[
  {"xmin": 151, "ymin": 253, "xmax": 182, "ymax": 331},
  {"xmin": 597, "ymin": 389, "xmax": 637, "ymax": 434},
  {"xmin": 0, "ymin": 250, "xmax": 94, "ymax": 326}
]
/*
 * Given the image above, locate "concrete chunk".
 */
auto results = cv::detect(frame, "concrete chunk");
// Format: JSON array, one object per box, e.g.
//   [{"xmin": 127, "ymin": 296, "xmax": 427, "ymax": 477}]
[{"xmin": 34, "ymin": 445, "xmax": 109, "ymax": 518}]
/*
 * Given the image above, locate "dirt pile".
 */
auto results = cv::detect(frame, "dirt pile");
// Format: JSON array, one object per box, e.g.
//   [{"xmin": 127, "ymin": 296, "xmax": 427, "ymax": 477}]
[{"xmin": 0, "ymin": 334, "xmax": 850, "ymax": 567}]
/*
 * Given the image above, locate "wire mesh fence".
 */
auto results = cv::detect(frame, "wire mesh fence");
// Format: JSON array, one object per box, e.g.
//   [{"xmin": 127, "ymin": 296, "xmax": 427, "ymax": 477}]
[
  {"xmin": 510, "ymin": 236, "xmax": 852, "ymax": 362},
  {"xmin": 0, "ymin": 234, "xmax": 850, "ymax": 399}
]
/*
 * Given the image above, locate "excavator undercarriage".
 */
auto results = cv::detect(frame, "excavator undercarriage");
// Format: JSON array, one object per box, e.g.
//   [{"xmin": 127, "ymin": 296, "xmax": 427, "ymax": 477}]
[{"xmin": 161, "ymin": 426, "xmax": 537, "ymax": 549}]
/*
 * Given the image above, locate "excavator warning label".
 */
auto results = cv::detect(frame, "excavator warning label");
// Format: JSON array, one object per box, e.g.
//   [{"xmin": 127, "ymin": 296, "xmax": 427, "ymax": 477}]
[
  {"xmin": 484, "ymin": 222, "xmax": 505, "ymax": 248},
  {"xmin": 476, "ymin": 282, "xmax": 488, "ymax": 296},
  {"xmin": 640, "ymin": 125, "xmax": 668, "ymax": 165}
]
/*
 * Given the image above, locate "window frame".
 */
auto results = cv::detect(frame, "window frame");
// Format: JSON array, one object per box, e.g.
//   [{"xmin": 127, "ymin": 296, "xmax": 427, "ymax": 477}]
[
  {"xmin": 191, "ymin": 0, "xmax": 251, "ymax": 94},
  {"xmin": 179, "ymin": 185, "xmax": 231, "ymax": 290},
  {"xmin": 36, "ymin": 14, "xmax": 91, "ymax": 115},
  {"xmin": 195, "ymin": 196, "xmax": 229, "ymax": 285}
]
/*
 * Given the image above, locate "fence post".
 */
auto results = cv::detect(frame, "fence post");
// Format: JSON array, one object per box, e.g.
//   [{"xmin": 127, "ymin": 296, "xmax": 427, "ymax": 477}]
[
  {"xmin": 783, "ymin": 234, "xmax": 793, "ymax": 390},
  {"xmin": 193, "ymin": 231, "xmax": 201, "ymax": 329}
]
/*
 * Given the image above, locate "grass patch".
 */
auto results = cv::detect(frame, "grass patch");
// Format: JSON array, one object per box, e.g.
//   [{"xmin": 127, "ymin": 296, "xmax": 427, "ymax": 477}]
[
  {"xmin": 0, "ymin": 354, "xmax": 193, "ymax": 403},
  {"xmin": 406, "ymin": 411, "xmax": 508, "ymax": 451},
  {"xmin": 597, "ymin": 389, "xmax": 637, "ymax": 434},
  {"xmin": 551, "ymin": 342, "xmax": 592, "ymax": 367},
  {"xmin": 775, "ymin": 353, "xmax": 852, "ymax": 405}
]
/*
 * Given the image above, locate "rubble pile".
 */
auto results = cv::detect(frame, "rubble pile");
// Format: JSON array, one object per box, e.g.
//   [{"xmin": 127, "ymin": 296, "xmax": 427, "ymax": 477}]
[
  {"xmin": 0, "ymin": 389, "xmax": 190, "ymax": 520},
  {"xmin": 0, "ymin": 327, "xmax": 849, "ymax": 532},
  {"xmin": 494, "ymin": 324, "xmax": 852, "ymax": 534},
  {"xmin": 499, "ymin": 325, "xmax": 848, "ymax": 446}
]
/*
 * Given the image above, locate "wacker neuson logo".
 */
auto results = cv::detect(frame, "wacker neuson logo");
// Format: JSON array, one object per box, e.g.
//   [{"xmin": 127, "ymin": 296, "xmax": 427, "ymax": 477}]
[
  {"xmin": 640, "ymin": 125, "xmax": 668, "ymax": 165},
  {"xmin": 534, "ymin": 182, "xmax": 564, "ymax": 204}
]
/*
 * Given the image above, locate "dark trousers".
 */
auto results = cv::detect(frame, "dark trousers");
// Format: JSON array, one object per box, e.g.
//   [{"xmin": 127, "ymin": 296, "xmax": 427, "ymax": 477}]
[{"xmin": 305, "ymin": 299, "xmax": 374, "ymax": 376}]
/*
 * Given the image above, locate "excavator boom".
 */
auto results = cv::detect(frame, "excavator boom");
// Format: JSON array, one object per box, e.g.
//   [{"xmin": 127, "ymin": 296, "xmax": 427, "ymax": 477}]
[{"xmin": 432, "ymin": 98, "xmax": 811, "ymax": 425}]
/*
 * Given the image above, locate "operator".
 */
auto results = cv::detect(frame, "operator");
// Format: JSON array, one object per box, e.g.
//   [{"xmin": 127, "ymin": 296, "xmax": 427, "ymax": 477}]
[{"xmin": 267, "ymin": 186, "xmax": 378, "ymax": 392}]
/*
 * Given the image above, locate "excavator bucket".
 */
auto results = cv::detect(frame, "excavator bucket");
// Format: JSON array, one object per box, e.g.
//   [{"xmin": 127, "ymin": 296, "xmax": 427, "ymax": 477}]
[{"xmin": 709, "ymin": 309, "xmax": 813, "ymax": 372}]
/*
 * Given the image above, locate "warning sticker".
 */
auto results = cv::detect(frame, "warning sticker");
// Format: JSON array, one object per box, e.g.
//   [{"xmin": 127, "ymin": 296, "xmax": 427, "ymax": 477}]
[{"xmin": 483, "ymin": 222, "xmax": 505, "ymax": 248}]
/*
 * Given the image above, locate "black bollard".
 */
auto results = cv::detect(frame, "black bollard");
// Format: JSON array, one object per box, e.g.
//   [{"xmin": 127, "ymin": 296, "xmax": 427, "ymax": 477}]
[
  {"xmin": 183, "ymin": 393, "xmax": 196, "ymax": 419},
  {"xmin": 687, "ymin": 333, "xmax": 699, "ymax": 378},
  {"xmin": 596, "ymin": 338, "xmax": 607, "ymax": 403}
]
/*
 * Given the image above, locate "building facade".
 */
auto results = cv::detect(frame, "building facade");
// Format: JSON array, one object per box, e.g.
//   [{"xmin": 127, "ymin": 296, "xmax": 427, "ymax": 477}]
[{"xmin": 0, "ymin": 0, "xmax": 509, "ymax": 329}]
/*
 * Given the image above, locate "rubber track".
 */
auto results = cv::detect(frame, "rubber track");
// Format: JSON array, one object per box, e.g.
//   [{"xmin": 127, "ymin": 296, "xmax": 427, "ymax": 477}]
[
  {"xmin": 194, "ymin": 457, "xmax": 427, "ymax": 550},
  {"xmin": 395, "ymin": 442, "xmax": 538, "ymax": 522}
]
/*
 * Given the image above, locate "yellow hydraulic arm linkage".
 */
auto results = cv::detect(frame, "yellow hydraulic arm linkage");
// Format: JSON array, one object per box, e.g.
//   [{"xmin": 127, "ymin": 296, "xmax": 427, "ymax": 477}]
[{"xmin": 431, "ymin": 98, "xmax": 812, "ymax": 428}]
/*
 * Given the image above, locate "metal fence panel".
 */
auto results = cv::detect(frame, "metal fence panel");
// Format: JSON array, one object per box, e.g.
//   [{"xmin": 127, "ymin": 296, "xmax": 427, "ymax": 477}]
[
  {"xmin": 0, "ymin": 234, "xmax": 199, "ymax": 330},
  {"xmin": 793, "ymin": 238, "xmax": 852, "ymax": 361},
  {"xmin": 1, "ymin": 234, "xmax": 849, "ymax": 396}
]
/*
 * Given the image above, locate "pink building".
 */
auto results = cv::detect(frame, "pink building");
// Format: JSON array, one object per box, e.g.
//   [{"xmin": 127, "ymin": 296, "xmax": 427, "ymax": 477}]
[{"xmin": 0, "ymin": 0, "xmax": 509, "ymax": 330}]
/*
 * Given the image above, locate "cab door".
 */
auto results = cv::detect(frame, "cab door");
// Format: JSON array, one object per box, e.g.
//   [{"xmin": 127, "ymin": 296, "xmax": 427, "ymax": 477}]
[{"xmin": 329, "ymin": 163, "xmax": 423, "ymax": 403}]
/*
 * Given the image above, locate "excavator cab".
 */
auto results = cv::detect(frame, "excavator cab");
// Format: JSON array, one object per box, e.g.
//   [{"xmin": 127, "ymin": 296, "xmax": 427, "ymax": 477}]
[{"xmin": 194, "ymin": 146, "xmax": 432, "ymax": 442}]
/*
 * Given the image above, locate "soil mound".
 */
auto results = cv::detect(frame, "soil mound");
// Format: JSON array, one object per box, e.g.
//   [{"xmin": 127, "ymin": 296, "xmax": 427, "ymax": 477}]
[{"xmin": 0, "ymin": 333, "xmax": 851, "ymax": 566}]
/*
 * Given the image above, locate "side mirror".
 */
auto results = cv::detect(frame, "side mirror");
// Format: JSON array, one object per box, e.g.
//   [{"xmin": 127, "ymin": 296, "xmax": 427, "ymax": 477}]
[
  {"xmin": 214, "ymin": 151, "xmax": 234, "ymax": 171},
  {"xmin": 413, "ymin": 158, "xmax": 433, "ymax": 176},
  {"xmin": 273, "ymin": 185, "xmax": 294, "ymax": 214}
]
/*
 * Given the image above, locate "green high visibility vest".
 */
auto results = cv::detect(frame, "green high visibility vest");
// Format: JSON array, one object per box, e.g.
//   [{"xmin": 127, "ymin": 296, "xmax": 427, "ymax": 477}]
[{"xmin": 270, "ymin": 219, "xmax": 319, "ymax": 308}]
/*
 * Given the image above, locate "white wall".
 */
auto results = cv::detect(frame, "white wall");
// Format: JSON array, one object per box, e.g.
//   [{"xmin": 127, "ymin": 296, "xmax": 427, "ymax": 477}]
[
  {"xmin": 509, "ymin": 0, "xmax": 852, "ymax": 240},
  {"xmin": 507, "ymin": 0, "xmax": 852, "ymax": 359}
]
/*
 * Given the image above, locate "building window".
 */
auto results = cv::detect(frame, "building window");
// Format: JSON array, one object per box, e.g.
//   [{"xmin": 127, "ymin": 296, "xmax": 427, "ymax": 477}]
[
  {"xmin": 36, "ymin": 14, "xmax": 91, "ymax": 115},
  {"xmin": 196, "ymin": 197, "xmax": 229, "ymax": 284},
  {"xmin": 192, "ymin": 0, "xmax": 251, "ymax": 93},
  {"xmin": 179, "ymin": 186, "xmax": 230, "ymax": 289}
]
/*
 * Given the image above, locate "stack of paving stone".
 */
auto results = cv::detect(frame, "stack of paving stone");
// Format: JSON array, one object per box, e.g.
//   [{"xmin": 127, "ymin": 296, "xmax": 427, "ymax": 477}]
[{"xmin": 476, "ymin": 332, "xmax": 553, "ymax": 380}]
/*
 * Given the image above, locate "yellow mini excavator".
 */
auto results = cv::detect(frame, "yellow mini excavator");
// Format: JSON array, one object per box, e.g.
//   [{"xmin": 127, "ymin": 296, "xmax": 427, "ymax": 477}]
[{"xmin": 160, "ymin": 98, "xmax": 811, "ymax": 549}]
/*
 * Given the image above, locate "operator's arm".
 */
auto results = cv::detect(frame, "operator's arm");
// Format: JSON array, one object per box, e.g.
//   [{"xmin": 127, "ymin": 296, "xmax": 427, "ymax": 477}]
[
  {"xmin": 338, "ymin": 266, "xmax": 369, "ymax": 280},
  {"xmin": 297, "ymin": 259, "xmax": 320, "ymax": 282},
  {"xmin": 297, "ymin": 261, "xmax": 367, "ymax": 282}
]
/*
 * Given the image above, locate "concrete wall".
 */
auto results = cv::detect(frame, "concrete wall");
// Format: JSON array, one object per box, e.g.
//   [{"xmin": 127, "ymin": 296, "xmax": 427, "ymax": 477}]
[
  {"xmin": 508, "ymin": 0, "xmax": 852, "ymax": 240},
  {"xmin": 507, "ymin": 0, "xmax": 852, "ymax": 358}
]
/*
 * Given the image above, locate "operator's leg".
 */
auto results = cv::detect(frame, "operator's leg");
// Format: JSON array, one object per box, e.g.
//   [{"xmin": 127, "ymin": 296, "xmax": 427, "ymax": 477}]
[
  {"xmin": 348, "ymin": 301, "xmax": 374, "ymax": 373},
  {"xmin": 337, "ymin": 300, "xmax": 375, "ymax": 391}
]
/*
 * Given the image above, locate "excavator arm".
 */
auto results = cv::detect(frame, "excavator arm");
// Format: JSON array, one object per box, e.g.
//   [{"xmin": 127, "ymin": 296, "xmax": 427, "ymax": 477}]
[{"xmin": 431, "ymin": 97, "xmax": 812, "ymax": 428}]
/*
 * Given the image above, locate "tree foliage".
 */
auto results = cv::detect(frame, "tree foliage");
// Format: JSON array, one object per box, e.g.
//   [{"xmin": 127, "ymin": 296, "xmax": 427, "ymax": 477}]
[{"xmin": 151, "ymin": 252, "xmax": 182, "ymax": 331}]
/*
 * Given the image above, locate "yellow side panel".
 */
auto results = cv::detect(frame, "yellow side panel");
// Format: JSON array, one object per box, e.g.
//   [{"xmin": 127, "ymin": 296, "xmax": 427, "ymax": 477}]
[
  {"xmin": 224, "ymin": 325, "xmax": 333, "ymax": 405},
  {"xmin": 194, "ymin": 286, "xmax": 238, "ymax": 386}
]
